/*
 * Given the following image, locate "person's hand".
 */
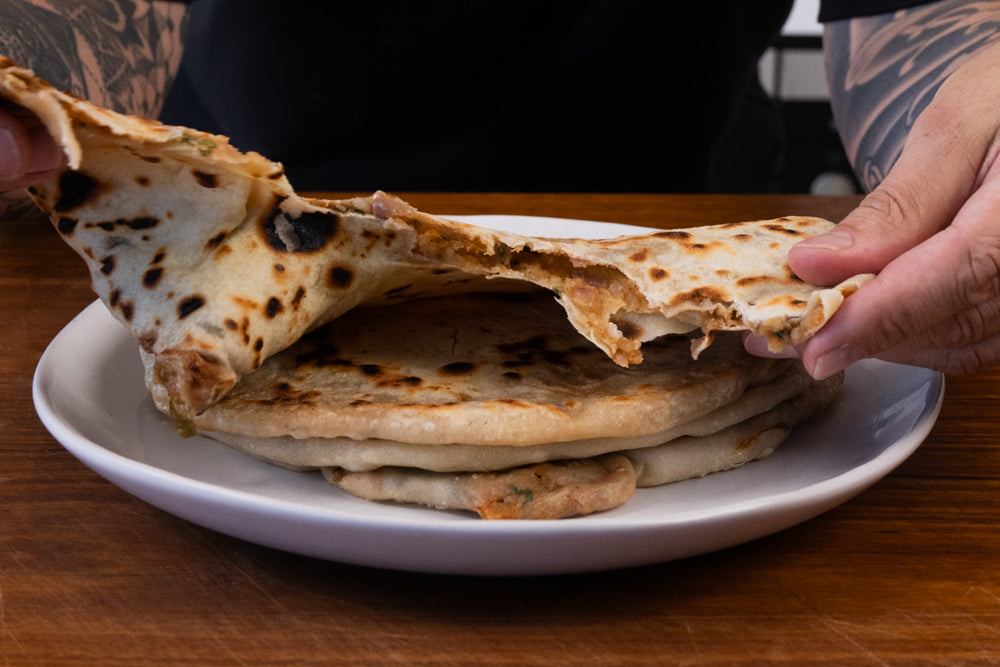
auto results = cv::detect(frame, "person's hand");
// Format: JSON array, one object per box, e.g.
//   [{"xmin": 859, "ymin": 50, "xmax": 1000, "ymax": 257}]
[
  {"xmin": 0, "ymin": 106, "xmax": 62, "ymax": 191},
  {"xmin": 750, "ymin": 40, "xmax": 1000, "ymax": 379}
]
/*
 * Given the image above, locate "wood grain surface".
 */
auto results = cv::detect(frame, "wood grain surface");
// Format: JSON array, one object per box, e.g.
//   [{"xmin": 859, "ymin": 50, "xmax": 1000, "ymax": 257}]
[{"xmin": 3, "ymin": 193, "xmax": 999, "ymax": 665}]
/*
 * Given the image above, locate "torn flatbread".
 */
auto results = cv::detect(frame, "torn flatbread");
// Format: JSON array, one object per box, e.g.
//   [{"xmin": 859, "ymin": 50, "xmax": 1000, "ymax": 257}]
[{"xmin": 2, "ymin": 55, "xmax": 871, "ymax": 425}]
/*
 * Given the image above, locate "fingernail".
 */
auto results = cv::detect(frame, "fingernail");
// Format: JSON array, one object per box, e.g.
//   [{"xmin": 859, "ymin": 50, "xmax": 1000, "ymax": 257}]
[
  {"xmin": 0, "ymin": 128, "xmax": 23, "ymax": 179},
  {"xmin": 811, "ymin": 343, "xmax": 863, "ymax": 380},
  {"xmin": 798, "ymin": 228, "xmax": 855, "ymax": 251}
]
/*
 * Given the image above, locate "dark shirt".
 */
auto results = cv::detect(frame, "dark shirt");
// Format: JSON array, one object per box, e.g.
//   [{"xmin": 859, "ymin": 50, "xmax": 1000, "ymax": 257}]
[
  {"xmin": 819, "ymin": 0, "xmax": 938, "ymax": 22},
  {"xmin": 160, "ymin": 1, "xmax": 945, "ymax": 192},
  {"xmin": 161, "ymin": 1, "xmax": 795, "ymax": 193}
]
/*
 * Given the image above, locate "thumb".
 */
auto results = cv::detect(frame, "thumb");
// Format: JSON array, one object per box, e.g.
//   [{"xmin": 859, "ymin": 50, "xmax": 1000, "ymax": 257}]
[
  {"xmin": 0, "ymin": 107, "xmax": 30, "ymax": 182},
  {"xmin": 789, "ymin": 64, "xmax": 1000, "ymax": 285},
  {"xmin": 789, "ymin": 186, "xmax": 950, "ymax": 286},
  {"xmin": 790, "ymin": 165, "xmax": 968, "ymax": 288},
  {"xmin": 0, "ymin": 106, "xmax": 62, "ymax": 190}
]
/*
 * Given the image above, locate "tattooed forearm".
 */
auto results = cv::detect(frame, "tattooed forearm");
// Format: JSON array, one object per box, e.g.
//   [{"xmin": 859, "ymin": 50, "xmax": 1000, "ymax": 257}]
[
  {"xmin": 0, "ymin": 0, "xmax": 189, "ymax": 117},
  {"xmin": 0, "ymin": 1, "xmax": 188, "ymax": 218},
  {"xmin": 824, "ymin": 0, "xmax": 1000, "ymax": 192}
]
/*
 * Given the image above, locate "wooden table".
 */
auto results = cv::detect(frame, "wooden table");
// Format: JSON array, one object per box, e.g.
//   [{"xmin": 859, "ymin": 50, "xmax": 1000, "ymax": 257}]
[{"xmin": 3, "ymin": 193, "xmax": 999, "ymax": 665}]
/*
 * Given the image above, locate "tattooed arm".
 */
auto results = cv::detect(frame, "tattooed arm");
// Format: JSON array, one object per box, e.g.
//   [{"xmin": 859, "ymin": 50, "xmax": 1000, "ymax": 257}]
[
  {"xmin": 746, "ymin": 0, "xmax": 1000, "ymax": 377},
  {"xmin": 0, "ymin": 0, "xmax": 189, "ymax": 216},
  {"xmin": 824, "ymin": 0, "xmax": 1000, "ymax": 192}
]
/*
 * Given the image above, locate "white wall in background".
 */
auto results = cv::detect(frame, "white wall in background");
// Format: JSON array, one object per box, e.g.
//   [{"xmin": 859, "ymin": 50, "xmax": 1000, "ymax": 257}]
[
  {"xmin": 783, "ymin": 0, "xmax": 821, "ymax": 36},
  {"xmin": 759, "ymin": 0, "xmax": 828, "ymax": 101},
  {"xmin": 766, "ymin": 0, "xmax": 860, "ymax": 194}
]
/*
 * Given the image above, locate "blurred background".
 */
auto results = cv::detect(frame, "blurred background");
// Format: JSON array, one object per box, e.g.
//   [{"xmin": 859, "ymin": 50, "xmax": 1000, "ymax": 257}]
[{"xmin": 760, "ymin": 0, "xmax": 860, "ymax": 195}]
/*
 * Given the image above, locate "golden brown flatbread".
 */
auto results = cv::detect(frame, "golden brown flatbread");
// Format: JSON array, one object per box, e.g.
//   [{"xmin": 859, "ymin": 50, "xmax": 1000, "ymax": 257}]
[
  {"xmin": 2, "ymin": 55, "xmax": 871, "ymax": 425},
  {"xmin": 3, "ymin": 55, "xmax": 854, "ymax": 519},
  {"xmin": 192, "ymin": 292, "xmax": 797, "ymax": 451},
  {"xmin": 202, "ymin": 364, "xmax": 814, "ymax": 473},
  {"xmin": 325, "ymin": 454, "xmax": 638, "ymax": 520},
  {"xmin": 322, "ymin": 379, "xmax": 840, "ymax": 520},
  {"xmin": 193, "ymin": 292, "xmax": 841, "ymax": 520}
]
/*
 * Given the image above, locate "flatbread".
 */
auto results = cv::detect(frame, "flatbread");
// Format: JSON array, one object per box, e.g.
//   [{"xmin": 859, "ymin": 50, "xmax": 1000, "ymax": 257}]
[
  {"xmin": 196, "ymin": 292, "xmax": 811, "ymax": 470},
  {"xmin": 627, "ymin": 373, "xmax": 842, "ymax": 487},
  {"xmin": 203, "ymin": 365, "xmax": 813, "ymax": 473},
  {"xmin": 2, "ymin": 55, "xmax": 872, "ymax": 424},
  {"xmin": 192, "ymin": 292, "xmax": 797, "ymax": 447},
  {"xmin": 324, "ymin": 378, "xmax": 841, "ymax": 519},
  {"xmin": 192, "ymin": 291, "xmax": 841, "ymax": 520},
  {"xmin": 2, "ymin": 55, "xmax": 856, "ymax": 520},
  {"xmin": 325, "ymin": 454, "xmax": 638, "ymax": 520}
]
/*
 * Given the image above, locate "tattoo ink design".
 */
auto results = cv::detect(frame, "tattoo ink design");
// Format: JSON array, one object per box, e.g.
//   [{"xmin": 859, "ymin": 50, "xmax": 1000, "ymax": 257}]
[
  {"xmin": 0, "ymin": 1, "xmax": 187, "ymax": 215},
  {"xmin": 0, "ymin": 0, "xmax": 188, "ymax": 117},
  {"xmin": 825, "ymin": 0, "xmax": 1000, "ymax": 191}
]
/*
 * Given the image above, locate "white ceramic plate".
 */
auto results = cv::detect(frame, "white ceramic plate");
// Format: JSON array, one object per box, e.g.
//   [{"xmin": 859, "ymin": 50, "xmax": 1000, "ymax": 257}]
[{"xmin": 32, "ymin": 216, "xmax": 944, "ymax": 576}]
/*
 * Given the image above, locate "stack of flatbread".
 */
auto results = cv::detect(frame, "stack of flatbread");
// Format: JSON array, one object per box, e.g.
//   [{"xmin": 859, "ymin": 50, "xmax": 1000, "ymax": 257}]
[
  {"xmin": 3, "ymin": 56, "xmax": 871, "ymax": 519},
  {"xmin": 199, "ymin": 292, "xmax": 842, "ymax": 518}
]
